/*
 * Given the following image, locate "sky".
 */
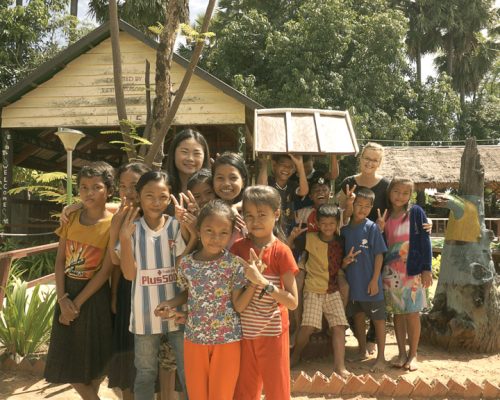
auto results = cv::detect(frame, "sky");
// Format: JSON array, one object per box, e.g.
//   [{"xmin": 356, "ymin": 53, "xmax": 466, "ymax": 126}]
[{"xmin": 77, "ymin": 0, "xmax": 438, "ymax": 80}]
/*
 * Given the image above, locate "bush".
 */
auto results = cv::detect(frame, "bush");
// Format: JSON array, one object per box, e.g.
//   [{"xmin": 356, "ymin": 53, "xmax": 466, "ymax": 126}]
[{"xmin": 0, "ymin": 277, "xmax": 56, "ymax": 357}]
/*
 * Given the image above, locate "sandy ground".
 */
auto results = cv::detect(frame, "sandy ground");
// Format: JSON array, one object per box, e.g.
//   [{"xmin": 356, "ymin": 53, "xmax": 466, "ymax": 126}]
[{"xmin": 1, "ymin": 326, "xmax": 499, "ymax": 400}]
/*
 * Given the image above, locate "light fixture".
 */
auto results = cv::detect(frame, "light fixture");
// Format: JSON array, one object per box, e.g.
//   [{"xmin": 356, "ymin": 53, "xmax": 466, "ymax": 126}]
[{"xmin": 55, "ymin": 128, "xmax": 85, "ymax": 205}]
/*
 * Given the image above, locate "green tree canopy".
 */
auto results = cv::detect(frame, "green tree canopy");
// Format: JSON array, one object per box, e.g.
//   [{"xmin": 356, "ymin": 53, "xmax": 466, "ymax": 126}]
[
  {"xmin": 0, "ymin": 0, "xmax": 93, "ymax": 92},
  {"xmin": 197, "ymin": 0, "xmax": 429, "ymax": 140}
]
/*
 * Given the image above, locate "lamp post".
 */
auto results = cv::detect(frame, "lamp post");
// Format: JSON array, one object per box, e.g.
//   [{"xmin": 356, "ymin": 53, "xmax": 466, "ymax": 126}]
[{"xmin": 55, "ymin": 128, "xmax": 85, "ymax": 205}]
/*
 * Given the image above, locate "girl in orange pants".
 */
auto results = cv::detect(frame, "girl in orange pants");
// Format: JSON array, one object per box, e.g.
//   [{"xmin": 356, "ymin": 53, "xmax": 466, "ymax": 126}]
[{"xmin": 156, "ymin": 200, "xmax": 254, "ymax": 400}]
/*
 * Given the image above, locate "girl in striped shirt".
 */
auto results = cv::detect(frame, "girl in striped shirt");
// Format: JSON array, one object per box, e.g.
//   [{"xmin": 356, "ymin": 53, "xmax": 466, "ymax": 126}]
[
  {"xmin": 231, "ymin": 185, "xmax": 299, "ymax": 400},
  {"xmin": 117, "ymin": 171, "xmax": 197, "ymax": 400}
]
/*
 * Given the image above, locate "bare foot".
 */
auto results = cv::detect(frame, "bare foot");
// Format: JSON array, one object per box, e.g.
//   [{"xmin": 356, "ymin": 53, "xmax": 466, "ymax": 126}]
[
  {"xmin": 366, "ymin": 341, "xmax": 376, "ymax": 355},
  {"xmin": 347, "ymin": 351, "xmax": 369, "ymax": 362},
  {"xmin": 370, "ymin": 359, "xmax": 387, "ymax": 373},
  {"xmin": 334, "ymin": 368, "xmax": 352, "ymax": 379},
  {"xmin": 403, "ymin": 355, "xmax": 418, "ymax": 371},
  {"xmin": 391, "ymin": 354, "xmax": 408, "ymax": 368}
]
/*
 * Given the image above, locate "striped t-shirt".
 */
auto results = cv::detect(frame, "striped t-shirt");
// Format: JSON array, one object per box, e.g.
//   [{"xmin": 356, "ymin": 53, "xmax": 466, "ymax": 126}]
[
  {"xmin": 230, "ymin": 238, "xmax": 299, "ymax": 339},
  {"xmin": 117, "ymin": 216, "xmax": 186, "ymax": 335}
]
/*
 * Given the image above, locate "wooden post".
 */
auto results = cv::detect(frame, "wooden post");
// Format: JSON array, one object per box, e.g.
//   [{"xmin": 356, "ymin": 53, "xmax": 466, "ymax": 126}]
[
  {"xmin": 421, "ymin": 138, "xmax": 500, "ymax": 353},
  {"xmin": 0, "ymin": 256, "xmax": 12, "ymax": 310},
  {"xmin": 1, "ymin": 129, "xmax": 13, "ymax": 231}
]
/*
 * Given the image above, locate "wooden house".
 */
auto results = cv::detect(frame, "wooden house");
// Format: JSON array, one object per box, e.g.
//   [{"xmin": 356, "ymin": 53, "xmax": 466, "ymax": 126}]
[{"xmin": 0, "ymin": 20, "xmax": 261, "ymax": 232}]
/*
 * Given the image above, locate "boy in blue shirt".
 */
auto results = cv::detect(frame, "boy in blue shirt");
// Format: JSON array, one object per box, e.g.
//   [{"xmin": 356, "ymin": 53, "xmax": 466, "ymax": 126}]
[{"xmin": 341, "ymin": 188, "xmax": 388, "ymax": 372}]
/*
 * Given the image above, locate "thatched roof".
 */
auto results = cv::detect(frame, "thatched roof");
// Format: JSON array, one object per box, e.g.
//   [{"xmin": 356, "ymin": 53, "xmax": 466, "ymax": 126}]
[{"xmin": 378, "ymin": 145, "xmax": 500, "ymax": 194}]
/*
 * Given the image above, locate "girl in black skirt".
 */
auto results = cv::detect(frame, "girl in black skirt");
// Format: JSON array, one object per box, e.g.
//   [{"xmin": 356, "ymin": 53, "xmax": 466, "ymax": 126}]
[{"xmin": 44, "ymin": 162, "xmax": 116, "ymax": 399}]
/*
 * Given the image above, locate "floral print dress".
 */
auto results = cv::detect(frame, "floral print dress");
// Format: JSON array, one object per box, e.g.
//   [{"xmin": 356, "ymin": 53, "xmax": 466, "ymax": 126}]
[
  {"xmin": 382, "ymin": 213, "xmax": 427, "ymax": 314},
  {"xmin": 177, "ymin": 250, "xmax": 246, "ymax": 344}
]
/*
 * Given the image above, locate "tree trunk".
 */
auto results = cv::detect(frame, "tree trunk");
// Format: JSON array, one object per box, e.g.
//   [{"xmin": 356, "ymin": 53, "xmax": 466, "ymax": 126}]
[
  {"xmin": 70, "ymin": 0, "xmax": 78, "ymax": 17},
  {"xmin": 416, "ymin": 42, "xmax": 422, "ymax": 85},
  {"xmin": 109, "ymin": 0, "xmax": 137, "ymax": 161},
  {"xmin": 144, "ymin": 0, "xmax": 217, "ymax": 168},
  {"xmin": 421, "ymin": 138, "xmax": 500, "ymax": 353}
]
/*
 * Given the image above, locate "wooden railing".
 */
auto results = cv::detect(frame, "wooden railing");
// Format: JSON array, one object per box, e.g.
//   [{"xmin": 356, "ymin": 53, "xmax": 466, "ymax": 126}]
[
  {"xmin": 431, "ymin": 217, "xmax": 500, "ymax": 238},
  {"xmin": 0, "ymin": 242, "xmax": 58, "ymax": 309}
]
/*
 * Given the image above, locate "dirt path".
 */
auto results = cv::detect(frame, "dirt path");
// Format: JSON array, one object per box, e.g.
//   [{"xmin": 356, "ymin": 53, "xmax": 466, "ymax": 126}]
[{"xmin": 1, "ymin": 327, "xmax": 499, "ymax": 399}]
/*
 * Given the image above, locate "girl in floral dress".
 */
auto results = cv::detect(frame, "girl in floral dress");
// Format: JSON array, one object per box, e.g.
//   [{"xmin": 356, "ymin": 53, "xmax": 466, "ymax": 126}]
[
  {"xmin": 155, "ymin": 199, "xmax": 252, "ymax": 400},
  {"xmin": 379, "ymin": 177, "xmax": 433, "ymax": 371}
]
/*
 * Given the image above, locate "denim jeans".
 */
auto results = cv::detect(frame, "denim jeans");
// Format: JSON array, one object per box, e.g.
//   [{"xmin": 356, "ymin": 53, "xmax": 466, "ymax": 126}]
[{"xmin": 134, "ymin": 330, "xmax": 186, "ymax": 400}]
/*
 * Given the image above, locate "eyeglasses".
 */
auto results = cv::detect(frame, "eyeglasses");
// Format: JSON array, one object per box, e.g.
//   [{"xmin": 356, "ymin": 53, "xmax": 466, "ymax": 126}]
[{"xmin": 362, "ymin": 157, "xmax": 380, "ymax": 164}]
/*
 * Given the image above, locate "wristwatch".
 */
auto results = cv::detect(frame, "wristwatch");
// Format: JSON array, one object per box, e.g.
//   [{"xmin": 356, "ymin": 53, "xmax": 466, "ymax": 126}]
[
  {"xmin": 258, "ymin": 283, "xmax": 276, "ymax": 299},
  {"xmin": 264, "ymin": 283, "xmax": 276, "ymax": 294}
]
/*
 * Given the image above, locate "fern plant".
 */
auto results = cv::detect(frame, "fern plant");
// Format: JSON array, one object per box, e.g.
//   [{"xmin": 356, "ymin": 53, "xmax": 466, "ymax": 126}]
[
  {"xmin": 101, "ymin": 120, "xmax": 151, "ymax": 159},
  {"xmin": 0, "ymin": 277, "xmax": 56, "ymax": 357},
  {"xmin": 8, "ymin": 171, "xmax": 75, "ymax": 204}
]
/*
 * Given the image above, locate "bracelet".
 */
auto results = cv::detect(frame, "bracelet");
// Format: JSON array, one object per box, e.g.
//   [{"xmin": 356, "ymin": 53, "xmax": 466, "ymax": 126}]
[{"xmin": 57, "ymin": 293, "xmax": 69, "ymax": 303}]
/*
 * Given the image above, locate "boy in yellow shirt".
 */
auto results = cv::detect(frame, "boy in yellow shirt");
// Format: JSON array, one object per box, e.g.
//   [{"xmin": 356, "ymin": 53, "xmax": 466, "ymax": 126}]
[{"xmin": 290, "ymin": 204, "xmax": 353, "ymax": 377}]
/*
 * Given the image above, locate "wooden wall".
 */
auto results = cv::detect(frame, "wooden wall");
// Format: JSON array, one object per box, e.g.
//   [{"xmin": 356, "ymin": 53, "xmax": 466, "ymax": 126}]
[{"xmin": 1, "ymin": 32, "xmax": 246, "ymax": 128}]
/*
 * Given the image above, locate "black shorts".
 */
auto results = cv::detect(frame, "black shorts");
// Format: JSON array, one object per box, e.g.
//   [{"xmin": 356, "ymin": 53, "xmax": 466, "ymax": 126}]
[{"xmin": 347, "ymin": 300, "xmax": 386, "ymax": 321}]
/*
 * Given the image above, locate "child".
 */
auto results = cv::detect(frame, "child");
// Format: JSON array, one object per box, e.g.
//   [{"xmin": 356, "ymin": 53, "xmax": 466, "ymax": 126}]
[
  {"xmin": 155, "ymin": 200, "xmax": 251, "ymax": 400},
  {"xmin": 341, "ymin": 188, "xmax": 388, "ymax": 372},
  {"xmin": 107, "ymin": 162, "xmax": 151, "ymax": 399},
  {"xmin": 212, "ymin": 152, "xmax": 248, "ymax": 204},
  {"xmin": 117, "ymin": 171, "xmax": 197, "ymax": 399},
  {"xmin": 166, "ymin": 129, "xmax": 211, "ymax": 197},
  {"xmin": 44, "ymin": 161, "xmax": 116, "ymax": 399},
  {"xmin": 290, "ymin": 204, "xmax": 350, "ymax": 377},
  {"xmin": 212, "ymin": 152, "xmax": 249, "ymax": 246},
  {"xmin": 378, "ymin": 177, "xmax": 432, "ymax": 371},
  {"xmin": 187, "ymin": 168, "xmax": 216, "ymax": 209},
  {"xmin": 231, "ymin": 185, "xmax": 299, "ymax": 400},
  {"xmin": 257, "ymin": 154, "xmax": 309, "ymax": 235}
]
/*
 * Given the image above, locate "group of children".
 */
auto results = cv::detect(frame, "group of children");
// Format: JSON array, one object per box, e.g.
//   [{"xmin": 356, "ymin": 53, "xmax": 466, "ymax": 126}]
[{"xmin": 44, "ymin": 131, "xmax": 433, "ymax": 400}]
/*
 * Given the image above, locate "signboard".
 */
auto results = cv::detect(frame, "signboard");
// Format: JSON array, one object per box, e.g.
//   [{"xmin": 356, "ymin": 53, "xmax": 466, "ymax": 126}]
[
  {"xmin": 1, "ymin": 130, "xmax": 12, "ymax": 228},
  {"xmin": 254, "ymin": 108, "xmax": 359, "ymax": 156}
]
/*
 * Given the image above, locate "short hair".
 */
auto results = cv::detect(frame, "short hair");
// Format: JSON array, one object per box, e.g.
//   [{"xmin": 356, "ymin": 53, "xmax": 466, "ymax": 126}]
[
  {"xmin": 77, "ymin": 161, "xmax": 115, "ymax": 197},
  {"xmin": 308, "ymin": 170, "xmax": 331, "ymax": 190},
  {"xmin": 316, "ymin": 204, "xmax": 341, "ymax": 222},
  {"xmin": 187, "ymin": 168, "xmax": 212, "ymax": 191},
  {"xmin": 354, "ymin": 187, "xmax": 375, "ymax": 205},
  {"xmin": 360, "ymin": 142, "xmax": 384, "ymax": 160},
  {"xmin": 271, "ymin": 154, "xmax": 293, "ymax": 163},
  {"xmin": 242, "ymin": 185, "xmax": 286, "ymax": 243},
  {"xmin": 196, "ymin": 199, "xmax": 236, "ymax": 231}
]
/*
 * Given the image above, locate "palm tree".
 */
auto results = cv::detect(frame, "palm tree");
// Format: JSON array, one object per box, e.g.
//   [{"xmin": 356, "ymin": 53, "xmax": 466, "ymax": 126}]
[
  {"xmin": 88, "ymin": 0, "xmax": 172, "ymax": 34},
  {"xmin": 431, "ymin": 0, "xmax": 493, "ymax": 102},
  {"xmin": 70, "ymin": 0, "xmax": 78, "ymax": 17}
]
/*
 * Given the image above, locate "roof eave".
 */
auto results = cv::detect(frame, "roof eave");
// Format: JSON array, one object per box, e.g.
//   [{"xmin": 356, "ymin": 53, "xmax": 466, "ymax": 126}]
[{"xmin": 0, "ymin": 20, "xmax": 263, "ymax": 111}]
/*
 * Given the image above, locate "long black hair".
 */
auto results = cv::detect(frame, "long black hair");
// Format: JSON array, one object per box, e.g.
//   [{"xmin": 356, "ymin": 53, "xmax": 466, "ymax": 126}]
[{"xmin": 166, "ymin": 129, "xmax": 210, "ymax": 195}]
